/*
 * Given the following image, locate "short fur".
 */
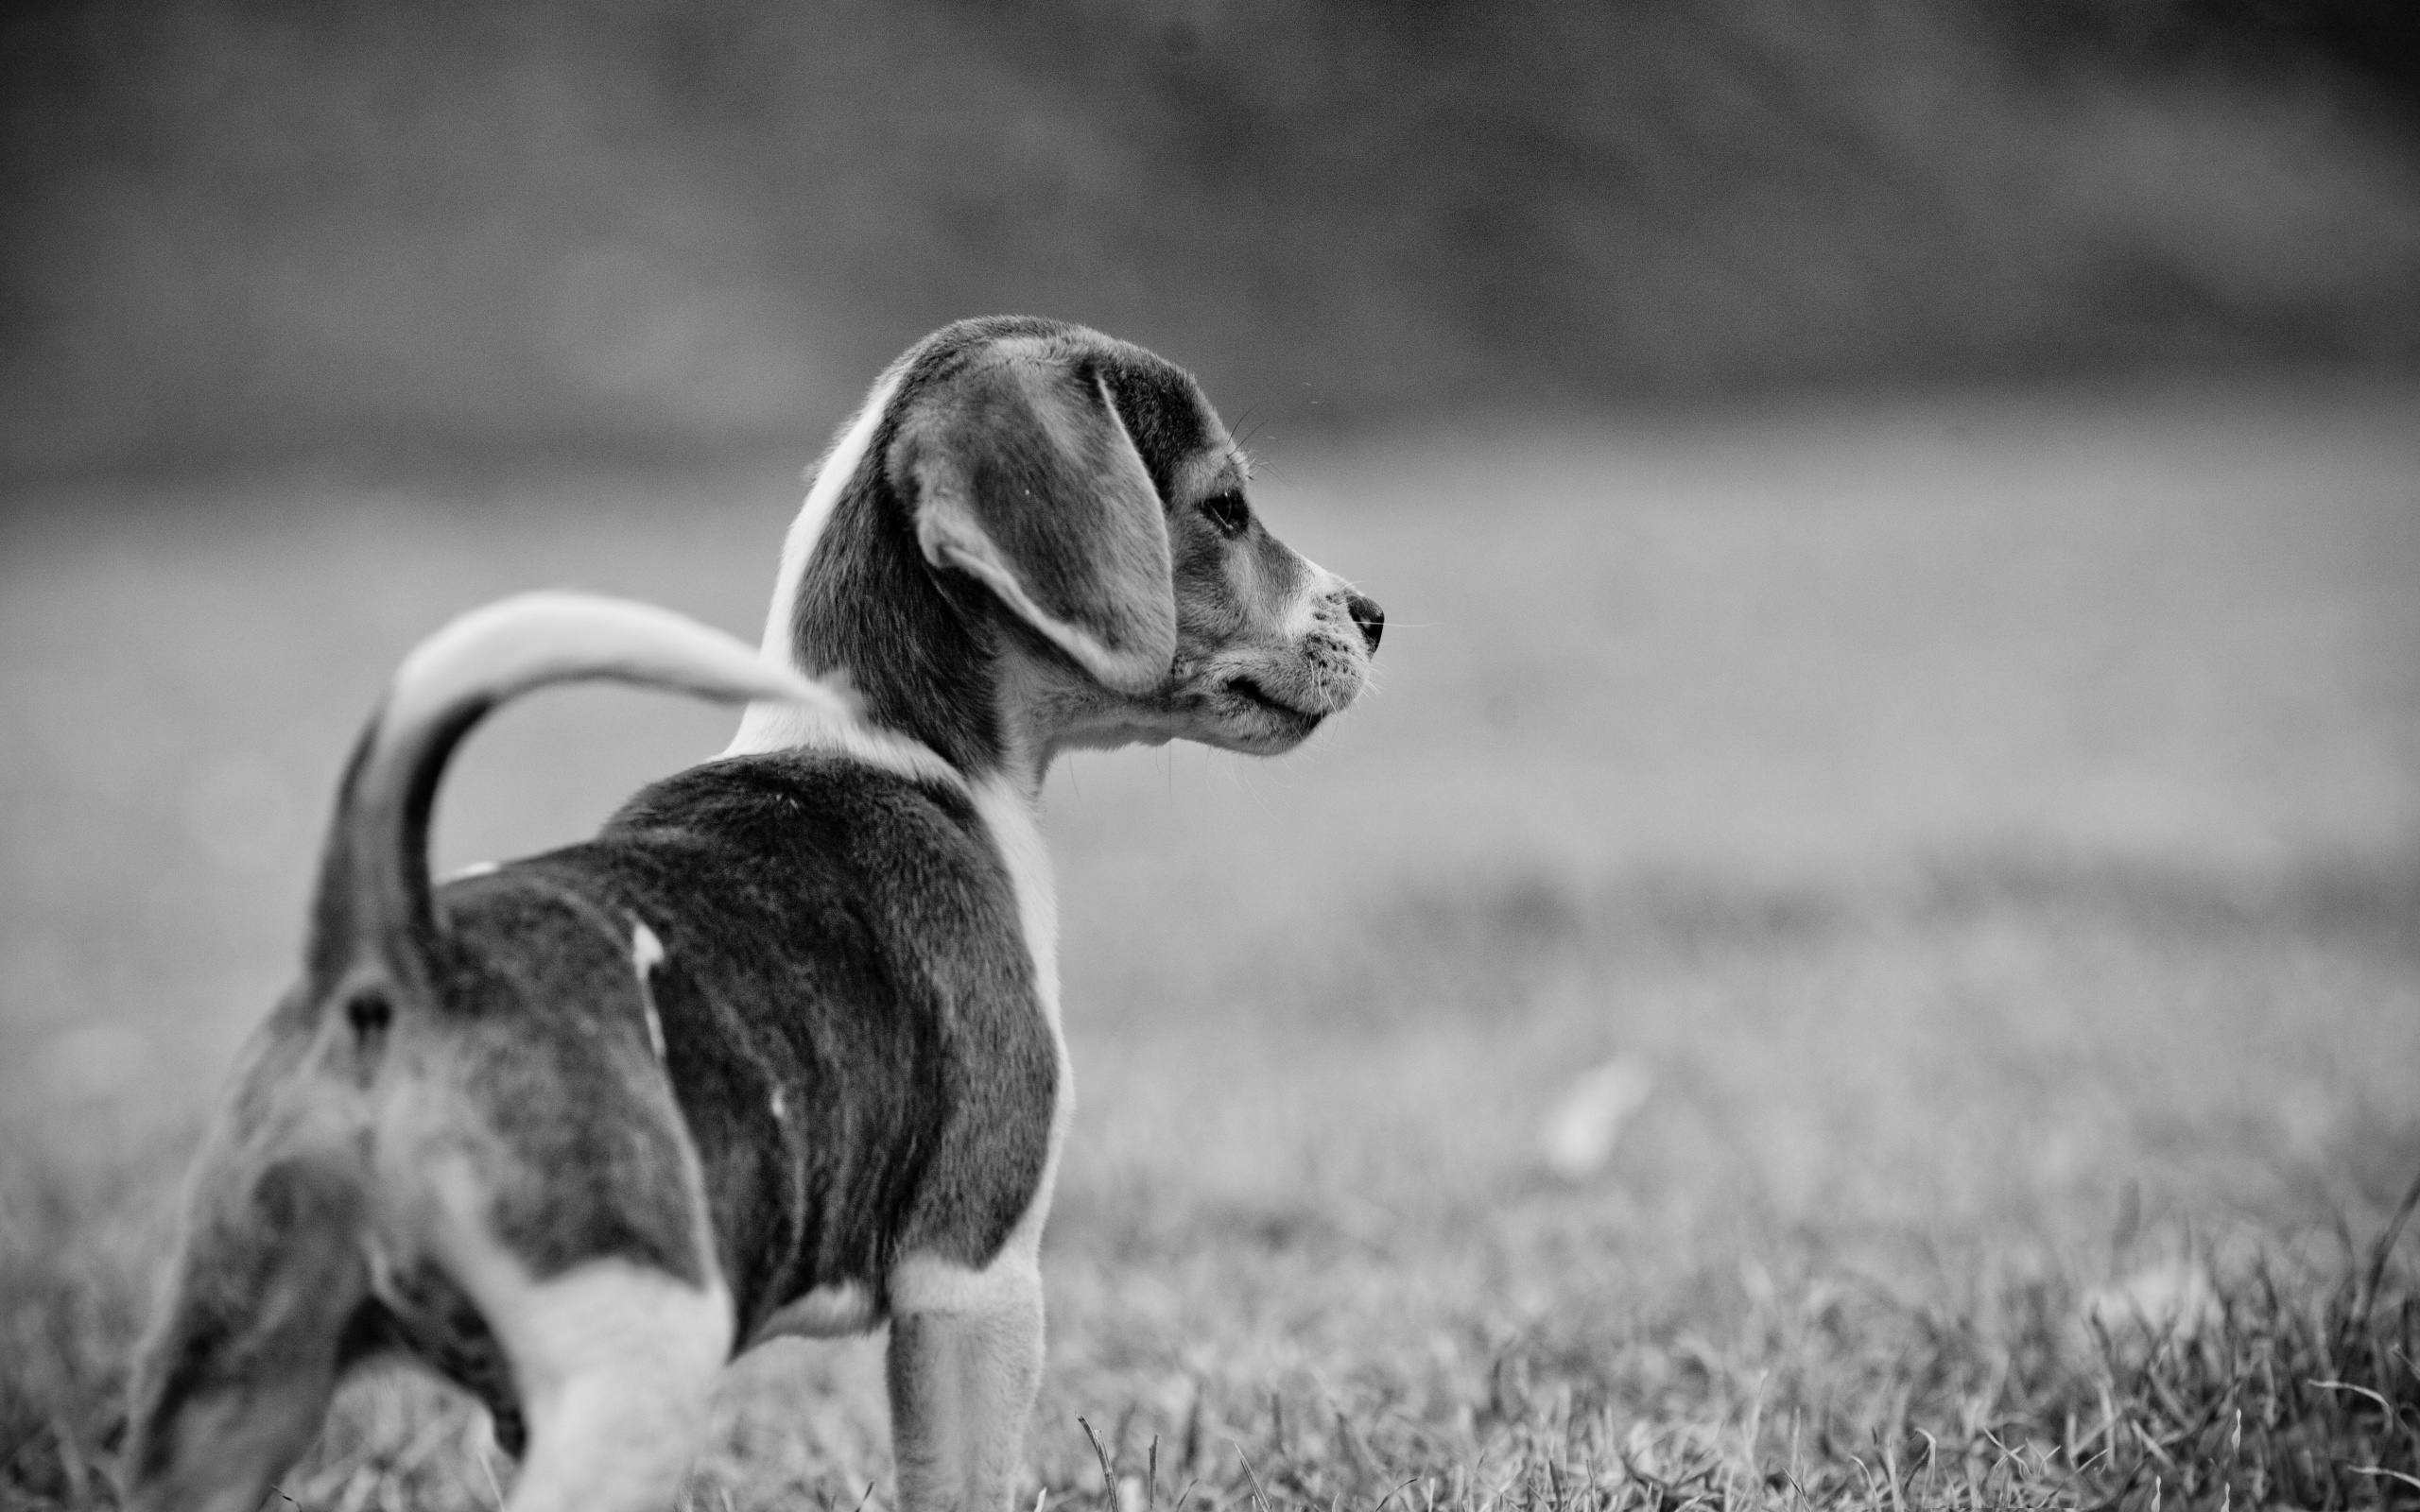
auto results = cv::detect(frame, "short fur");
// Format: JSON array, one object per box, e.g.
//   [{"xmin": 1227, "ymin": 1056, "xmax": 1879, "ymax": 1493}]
[{"xmin": 125, "ymin": 317, "xmax": 1384, "ymax": 1512}]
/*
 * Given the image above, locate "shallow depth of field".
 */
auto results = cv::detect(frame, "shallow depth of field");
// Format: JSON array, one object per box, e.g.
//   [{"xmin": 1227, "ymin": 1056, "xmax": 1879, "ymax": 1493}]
[{"xmin": 4, "ymin": 380, "xmax": 2416, "ymax": 1509}]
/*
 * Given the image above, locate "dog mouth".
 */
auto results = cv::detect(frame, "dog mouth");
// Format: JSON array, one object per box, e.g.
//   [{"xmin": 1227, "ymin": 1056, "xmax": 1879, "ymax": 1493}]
[{"xmin": 1225, "ymin": 676, "xmax": 1325, "ymax": 730}]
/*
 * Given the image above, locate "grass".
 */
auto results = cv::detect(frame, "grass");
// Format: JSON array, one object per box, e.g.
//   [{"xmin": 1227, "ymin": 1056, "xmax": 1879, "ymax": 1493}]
[{"xmin": 3, "ymin": 377, "xmax": 2417, "ymax": 1508}]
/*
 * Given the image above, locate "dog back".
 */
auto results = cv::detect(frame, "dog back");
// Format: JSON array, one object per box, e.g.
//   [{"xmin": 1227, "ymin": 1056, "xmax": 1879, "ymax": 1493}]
[{"xmin": 430, "ymin": 747, "xmax": 1056, "ymax": 1345}]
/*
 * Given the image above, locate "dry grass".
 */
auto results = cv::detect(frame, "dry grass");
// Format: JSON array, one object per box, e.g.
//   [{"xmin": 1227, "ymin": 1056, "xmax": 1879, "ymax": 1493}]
[{"xmin": 4, "ymin": 379, "xmax": 2417, "ymax": 1508}]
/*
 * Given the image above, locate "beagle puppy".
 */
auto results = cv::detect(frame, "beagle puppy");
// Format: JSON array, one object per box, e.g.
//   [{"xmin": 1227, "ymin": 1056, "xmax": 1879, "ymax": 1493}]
[{"xmin": 124, "ymin": 317, "xmax": 1383, "ymax": 1512}]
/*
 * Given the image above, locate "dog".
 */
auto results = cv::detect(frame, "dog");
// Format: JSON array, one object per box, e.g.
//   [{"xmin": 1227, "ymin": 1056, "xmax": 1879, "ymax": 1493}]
[{"xmin": 124, "ymin": 316, "xmax": 1383, "ymax": 1512}]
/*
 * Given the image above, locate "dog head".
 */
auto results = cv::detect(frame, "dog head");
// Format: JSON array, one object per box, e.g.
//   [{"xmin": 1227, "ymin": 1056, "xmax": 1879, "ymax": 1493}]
[{"xmin": 748, "ymin": 317, "xmax": 1381, "ymax": 782}]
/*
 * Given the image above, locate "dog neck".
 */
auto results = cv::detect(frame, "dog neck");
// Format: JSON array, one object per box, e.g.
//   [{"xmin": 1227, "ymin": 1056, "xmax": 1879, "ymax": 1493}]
[{"xmin": 726, "ymin": 401, "xmax": 1047, "ymax": 799}]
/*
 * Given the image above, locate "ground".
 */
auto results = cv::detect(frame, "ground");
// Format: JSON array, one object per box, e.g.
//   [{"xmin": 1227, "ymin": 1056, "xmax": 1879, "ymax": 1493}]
[{"xmin": 3, "ymin": 378, "xmax": 2416, "ymax": 1509}]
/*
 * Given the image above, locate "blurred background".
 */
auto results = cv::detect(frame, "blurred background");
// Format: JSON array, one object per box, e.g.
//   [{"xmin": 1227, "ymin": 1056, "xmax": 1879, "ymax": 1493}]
[
  {"xmin": 4, "ymin": 0, "xmax": 2419, "ymax": 479},
  {"xmin": 5, "ymin": 3, "xmax": 2420, "ymax": 1507}
]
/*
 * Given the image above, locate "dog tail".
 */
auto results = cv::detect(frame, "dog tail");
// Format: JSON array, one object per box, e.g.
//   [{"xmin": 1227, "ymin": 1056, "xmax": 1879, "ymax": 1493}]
[{"xmin": 305, "ymin": 591, "xmax": 848, "ymax": 996}]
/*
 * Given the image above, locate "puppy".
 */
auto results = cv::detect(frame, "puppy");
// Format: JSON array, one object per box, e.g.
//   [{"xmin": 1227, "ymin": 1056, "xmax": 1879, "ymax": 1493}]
[{"xmin": 125, "ymin": 316, "xmax": 1384, "ymax": 1512}]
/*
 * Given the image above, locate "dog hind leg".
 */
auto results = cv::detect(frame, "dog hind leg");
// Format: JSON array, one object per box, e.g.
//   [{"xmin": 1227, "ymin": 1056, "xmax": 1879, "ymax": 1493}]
[
  {"xmin": 887, "ymin": 1258, "xmax": 1046, "ymax": 1512},
  {"xmin": 470, "ymin": 1261, "xmax": 734, "ymax": 1512},
  {"xmin": 123, "ymin": 1157, "xmax": 370, "ymax": 1512}
]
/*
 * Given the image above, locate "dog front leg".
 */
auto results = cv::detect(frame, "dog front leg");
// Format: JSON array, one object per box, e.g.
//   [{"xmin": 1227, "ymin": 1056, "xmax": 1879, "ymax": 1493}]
[{"xmin": 885, "ymin": 1260, "xmax": 1045, "ymax": 1512}]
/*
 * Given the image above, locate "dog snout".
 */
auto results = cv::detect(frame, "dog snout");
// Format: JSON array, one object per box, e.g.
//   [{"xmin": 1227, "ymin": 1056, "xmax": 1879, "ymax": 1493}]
[{"xmin": 1345, "ymin": 592, "xmax": 1384, "ymax": 654}]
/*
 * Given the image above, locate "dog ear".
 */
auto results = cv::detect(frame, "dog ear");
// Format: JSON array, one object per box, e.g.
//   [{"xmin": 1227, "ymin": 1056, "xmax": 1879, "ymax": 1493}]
[{"xmin": 901, "ymin": 351, "xmax": 1176, "ymax": 695}]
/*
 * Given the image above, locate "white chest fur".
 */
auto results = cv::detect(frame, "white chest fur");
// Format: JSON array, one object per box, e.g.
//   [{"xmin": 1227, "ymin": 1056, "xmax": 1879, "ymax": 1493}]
[{"xmin": 965, "ymin": 775, "xmax": 1072, "ymax": 1246}]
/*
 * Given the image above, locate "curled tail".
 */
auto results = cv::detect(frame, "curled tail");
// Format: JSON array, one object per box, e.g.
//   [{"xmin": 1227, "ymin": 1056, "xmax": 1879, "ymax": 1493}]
[{"xmin": 306, "ymin": 591, "xmax": 849, "ymax": 995}]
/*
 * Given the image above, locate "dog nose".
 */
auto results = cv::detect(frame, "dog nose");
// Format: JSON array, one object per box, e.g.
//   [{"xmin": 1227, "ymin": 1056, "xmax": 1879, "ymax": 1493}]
[{"xmin": 1345, "ymin": 593, "xmax": 1384, "ymax": 654}]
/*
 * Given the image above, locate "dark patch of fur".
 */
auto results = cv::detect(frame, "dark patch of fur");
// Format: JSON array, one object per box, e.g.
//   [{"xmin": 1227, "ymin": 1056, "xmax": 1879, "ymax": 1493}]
[
  {"xmin": 471, "ymin": 750, "xmax": 1057, "ymax": 1342},
  {"xmin": 424, "ymin": 881, "xmax": 715, "ymax": 1286}
]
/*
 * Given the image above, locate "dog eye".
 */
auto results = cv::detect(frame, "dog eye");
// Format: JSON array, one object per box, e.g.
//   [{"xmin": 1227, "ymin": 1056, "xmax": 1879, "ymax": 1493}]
[{"xmin": 1201, "ymin": 491, "xmax": 1251, "ymax": 538}]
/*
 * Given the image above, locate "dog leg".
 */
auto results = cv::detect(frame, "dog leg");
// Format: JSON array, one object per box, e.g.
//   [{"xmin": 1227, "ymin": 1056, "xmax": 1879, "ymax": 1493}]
[
  {"xmin": 475, "ymin": 1261, "xmax": 733, "ymax": 1512},
  {"xmin": 123, "ymin": 1158, "xmax": 369, "ymax": 1512},
  {"xmin": 886, "ymin": 1257, "xmax": 1046, "ymax": 1512}
]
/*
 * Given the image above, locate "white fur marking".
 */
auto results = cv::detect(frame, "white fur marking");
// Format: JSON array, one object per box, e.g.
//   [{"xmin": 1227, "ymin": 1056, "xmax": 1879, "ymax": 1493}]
[
  {"xmin": 890, "ymin": 1246, "xmax": 1043, "ymax": 1318},
  {"xmin": 984, "ymin": 780, "xmax": 1073, "ymax": 1260},
  {"xmin": 453, "ymin": 860, "xmax": 500, "ymax": 880},
  {"xmin": 631, "ymin": 921, "xmax": 667, "ymax": 1061},
  {"xmin": 968, "ymin": 777, "xmax": 1061, "ymax": 1034},
  {"xmin": 726, "ymin": 696, "xmax": 957, "ymax": 784},
  {"xmin": 724, "ymin": 372, "xmax": 955, "ymax": 786},
  {"xmin": 768, "ymin": 1087, "xmax": 786, "ymax": 1121},
  {"xmin": 423, "ymin": 1160, "xmax": 731, "ymax": 1512},
  {"xmin": 754, "ymin": 371, "xmax": 900, "ymax": 666}
]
